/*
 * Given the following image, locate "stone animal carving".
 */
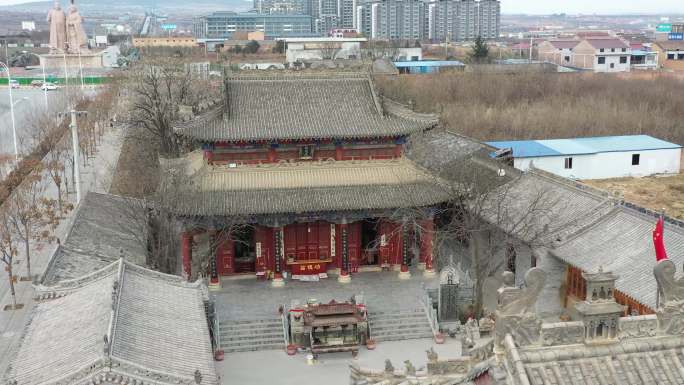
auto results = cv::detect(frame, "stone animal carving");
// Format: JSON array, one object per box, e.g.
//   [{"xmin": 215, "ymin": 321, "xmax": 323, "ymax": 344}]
[
  {"xmin": 426, "ymin": 347, "xmax": 438, "ymax": 363},
  {"xmin": 404, "ymin": 360, "xmax": 416, "ymax": 376},
  {"xmin": 384, "ymin": 359, "xmax": 394, "ymax": 373},
  {"xmin": 495, "ymin": 267, "xmax": 547, "ymax": 347},
  {"xmin": 654, "ymin": 259, "xmax": 684, "ymax": 334},
  {"xmin": 499, "ymin": 268, "xmax": 546, "ymax": 315}
]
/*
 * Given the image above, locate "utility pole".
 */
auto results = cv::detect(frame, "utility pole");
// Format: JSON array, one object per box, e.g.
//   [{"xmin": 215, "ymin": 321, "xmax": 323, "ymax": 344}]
[{"xmin": 59, "ymin": 109, "xmax": 87, "ymax": 204}]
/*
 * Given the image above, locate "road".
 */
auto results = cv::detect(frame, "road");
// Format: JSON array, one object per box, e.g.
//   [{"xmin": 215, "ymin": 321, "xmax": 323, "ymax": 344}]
[{"xmin": 0, "ymin": 88, "xmax": 68, "ymax": 158}]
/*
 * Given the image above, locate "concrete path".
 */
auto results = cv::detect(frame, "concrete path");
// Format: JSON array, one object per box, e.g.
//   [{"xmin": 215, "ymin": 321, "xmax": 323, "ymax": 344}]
[
  {"xmin": 214, "ymin": 269, "xmax": 439, "ymax": 320},
  {"xmin": 216, "ymin": 337, "xmax": 463, "ymax": 385}
]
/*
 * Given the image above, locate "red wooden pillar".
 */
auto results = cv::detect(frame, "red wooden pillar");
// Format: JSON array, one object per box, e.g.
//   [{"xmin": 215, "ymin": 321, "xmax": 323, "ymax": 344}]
[
  {"xmin": 335, "ymin": 144, "xmax": 344, "ymax": 161},
  {"xmin": 273, "ymin": 226, "xmax": 284, "ymax": 286},
  {"xmin": 420, "ymin": 218, "xmax": 435, "ymax": 273},
  {"xmin": 181, "ymin": 232, "xmax": 193, "ymax": 280},
  {"xmin": 267, "ymin": 147, "xmax": 277, "ymax": 163},
  {"xmin": 393, "ymin": 144, "xmax": 402, "ymax": 158},
  {"xmin": 340, "ymin": 223, "xmax": 350, "ymax": 277},
  {"xmin": 399, "ymin": 221, "xmax": 411, "ymax": 279}
]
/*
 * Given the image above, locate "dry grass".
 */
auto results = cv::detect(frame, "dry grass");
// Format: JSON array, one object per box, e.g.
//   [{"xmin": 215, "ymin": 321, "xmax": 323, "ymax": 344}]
[
  {"xmin": 375, "ymin": 72, "xmax": 684, "ymax": 146},
  {"xmin": 583, "ymin": 174, "xmax": 684, "ymax": 220}
]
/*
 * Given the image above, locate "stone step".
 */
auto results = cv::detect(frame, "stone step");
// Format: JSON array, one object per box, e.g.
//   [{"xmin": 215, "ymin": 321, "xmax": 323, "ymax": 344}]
[
  {"xmin": 221, "ymin": 338, "xmax": 285, "ymax": 348},
  {"xmin": 371, "ymin": 324, "xmax": 432, "ymax": 333},
  {"xmin": 368, "ymin": 312, "xmax": 427, "ymax": 320},
  {"xmin": 220, "ymin": 324, "xmax": 283, "ymax": 333},
  {"xmin": 374, "ymin": 332, "xmax": 433, "ymax": 342},
  {"xmin": 221, "ymin": 332, "xmax": 284, "ymax": 342},
  {"xmin": 370, "ymin": 309, "xmax": 425, "ymax": 316},
  {"xmin": 369, "ymin": 314, "xmax": 428, "ymax": 324},
  {"xmin": 372, "ymin": 326, "xmax": 432, "ymax": 336},
  {"xmin": 221, "ymin": 318, "xmax": 282, "ymax": 326},
  {"xmin": 222, "ymin": 343, "xmax": 285, "ymax": 353}
]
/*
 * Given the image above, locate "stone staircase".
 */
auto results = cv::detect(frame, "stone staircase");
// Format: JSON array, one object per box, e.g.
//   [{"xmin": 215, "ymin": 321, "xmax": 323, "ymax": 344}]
[
  {"xmin": 219, "ymin": 317, "xmax": 286, "ymax": 353},
  {"xmin": 368, "ymin": 308, "xmax": 434, "ymax": 342}
]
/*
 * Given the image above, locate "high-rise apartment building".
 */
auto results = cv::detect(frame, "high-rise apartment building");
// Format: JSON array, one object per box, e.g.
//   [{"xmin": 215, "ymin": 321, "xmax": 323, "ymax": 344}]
[
  {"xmin": 193, "ymin": 12, "xmax": 313, "ymax": 39},
  {"xmin": 424, "ymin": 0, "xmax": 499, "ymax": 42},
  {"xmin": 359, "ymin": 0, "xmax": 423, "ymax": 40}
]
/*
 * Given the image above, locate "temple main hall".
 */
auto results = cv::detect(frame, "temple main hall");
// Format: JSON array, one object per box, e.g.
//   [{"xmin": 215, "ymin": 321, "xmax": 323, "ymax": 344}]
[{"xmin": 164, "ymin": 72, "xmax": 454, "ymax": 285}]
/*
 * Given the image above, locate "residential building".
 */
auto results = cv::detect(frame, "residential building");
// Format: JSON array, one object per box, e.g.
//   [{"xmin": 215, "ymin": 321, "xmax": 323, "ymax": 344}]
[
  {"xmin": 132, "ymin": 36, "xmax": 197, "ymax": 48},
  {"xmin": 360, "ymin": 0, "xmax": 424, "ymax": 40},
  {"xmin": 486, "ymin": 135, "xmax": 682, "ymax": 180},
  {"xmin": 394, "ymin": 59, "xmax": 465, "ymax": 73},
  {"xmin": 282, "ymin": 36, "xmax": 366, "ymax": 62},
  {"xmin": 571, "ymin": 38, "xmax": 632, "ymax": 72},
  {"xmin": 653, "ymin": 41, "xmax": 684, "ymax": 71},
  {"xmin": 629, "ymin": 42, "xmax": 659, "ymax": 71},
  {"xmin": 193, "ymin": 12, "xmax": 313, "ymax": 39},
  {"xmin": 537, "ymin": 39, "xmax": 580, "ymax": 66},
  {"xmin": 253, "ymin": 0, "xmax": 307, "ymax": 14},
  {"xmin": 424, "ymin": 0, "xmax": 500, "ymax": 42}
]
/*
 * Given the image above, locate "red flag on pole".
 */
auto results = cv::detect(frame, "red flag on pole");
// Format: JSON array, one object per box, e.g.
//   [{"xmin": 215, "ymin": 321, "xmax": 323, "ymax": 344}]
[{"xmin": 653, "ymin": 217, "xmax": 668, "ymax": 261}]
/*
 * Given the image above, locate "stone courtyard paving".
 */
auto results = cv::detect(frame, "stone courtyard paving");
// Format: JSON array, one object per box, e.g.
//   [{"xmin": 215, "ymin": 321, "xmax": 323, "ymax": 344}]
[
  {"xmin": 216, "ymin": 337, "xmax": 462, "ymax": 385},
  {"xmin": 212, "ymin": 267, "xmax": 440, "ymax": 320}
]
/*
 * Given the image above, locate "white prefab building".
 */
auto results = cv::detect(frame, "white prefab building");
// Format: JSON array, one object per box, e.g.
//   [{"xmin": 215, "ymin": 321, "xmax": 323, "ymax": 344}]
[{"xmin": 486, "ymin": 135, "xmax": 682, "ymax": 180}]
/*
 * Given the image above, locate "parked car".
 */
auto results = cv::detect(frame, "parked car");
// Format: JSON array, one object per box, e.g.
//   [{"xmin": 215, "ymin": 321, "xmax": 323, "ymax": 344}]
[
  {"xmin": 41, "ymin": 82, "xmax": 58, "ymax": 91},
  {"xmin": 9, "ymin": 80, "xmax": 20, "ymax": 89},
  {"xmin": 30, "ymin": 80, "xmax": 44, "ymax": 88}
]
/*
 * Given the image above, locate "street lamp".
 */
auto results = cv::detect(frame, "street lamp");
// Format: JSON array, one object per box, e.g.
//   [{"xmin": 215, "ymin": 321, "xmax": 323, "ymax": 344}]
[
  {"xmin": 0, "ymin": 60, "xmax": 18, "ymax": 163},
  {"xmin": 21, "ymin": 51, "xmax": 48, "ymax": 111}
]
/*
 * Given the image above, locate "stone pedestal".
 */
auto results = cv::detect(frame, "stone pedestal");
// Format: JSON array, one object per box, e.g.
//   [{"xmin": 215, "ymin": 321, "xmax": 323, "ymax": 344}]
[
  {"xmin": 39, "ymin": 52, "xmax": 105, "ymax": 73},
  {"xmin": 271, "ymin": 277, "xmax": 285, "ymax": 287},
  {"xmin": 423, "ymin": 269, "xmax": 436, "ymax": 278},
  {"xmin": 418, "ymin": 262, "xmax": 426, "ymax": 271},
  {"xmin": 338, "ymin": 273, "xmax": 351, "ymax": 283},
  {"xmin": 399, "ymin": 270, "xmax": 412, "ymax": 280}
]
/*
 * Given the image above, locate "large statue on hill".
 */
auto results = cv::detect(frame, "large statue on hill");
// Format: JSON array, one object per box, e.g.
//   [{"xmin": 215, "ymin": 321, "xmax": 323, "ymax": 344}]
[
  {"xmin": 66, "ymin": 0, "xmax": 89, "ymax": 54},
  {"xmin": 47, "ymin": 0, "xmax": 66, "ymax": 53}
]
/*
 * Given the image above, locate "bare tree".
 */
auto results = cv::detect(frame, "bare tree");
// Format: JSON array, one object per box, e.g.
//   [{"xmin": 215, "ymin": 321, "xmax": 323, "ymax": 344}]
[
  {"xmin": 403, "ymin": 136, "xmax": 562, "ymax": 317},
  {"xmin": 0, "ymin": 208, "xmax": 20, "ymax": 309},
  {"xmin": 128, "ymin": 59, "xmax": 205, "ymax": 157},
  {"xmin": 319, "ymin": 42, "xmax": 342, "ymax": 60}
]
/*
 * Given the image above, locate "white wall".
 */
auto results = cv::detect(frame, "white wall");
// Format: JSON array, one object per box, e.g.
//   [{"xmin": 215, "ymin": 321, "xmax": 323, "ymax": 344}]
[
  {"xmin": 286, "ymin": 41, "xmax": 362, "ymax": 63},
  {"xmin": 594, "ymin": 53, "xmax": 631, "ymax": 73},
  {"xmin": 514, "ymin": 148, "xmax": 681, "ymax": 179}
]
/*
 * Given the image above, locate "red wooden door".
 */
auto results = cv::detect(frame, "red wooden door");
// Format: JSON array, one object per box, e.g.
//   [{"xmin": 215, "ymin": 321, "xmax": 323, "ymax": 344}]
[{"xmin": 216, "ymin": 237, "xmax": 234, "ymax": 276}]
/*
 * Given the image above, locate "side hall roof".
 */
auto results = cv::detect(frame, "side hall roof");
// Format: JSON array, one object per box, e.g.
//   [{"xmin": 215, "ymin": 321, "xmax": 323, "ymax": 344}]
[
  {"xmin": 3, "ymin": 259, "xmax": 218, "ymax": 385},
  {"xmin": 174, "ymin": 72, "xmax": 438, "ymax": 142}
]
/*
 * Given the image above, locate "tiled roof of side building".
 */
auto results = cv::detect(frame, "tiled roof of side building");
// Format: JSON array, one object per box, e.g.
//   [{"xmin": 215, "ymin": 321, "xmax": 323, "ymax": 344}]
[
  {"xmin": 510, "ymin": 334, "xmax": 684, "ymax": 385},
  {"xmin": 655, "ymin": 40, "xmax": 684, "ymax": 50},
  {"xmin": 3, "ymin": 260, "xmax": 218, "ymax": 385},
  {"xmin": 548, "ymin": 40, "xmax": 580, "ymax": 49},
  {"xmin": 42, "ymin": 192, "xmax": 148, "ymax": 285},
  {"xmin": 160, "ymin": 151, "xmax": 452, "ymax": 216},
  {"xmin": 585, "ymin": 38, "xmax": 630, "ymax": 49},
  {"xmin": 551, "ymin": 205, "xmax": 684, "ymax": 310},
  {"xmin": 174, "ymin": 72, "xmax": 438, "ymax": 142}
]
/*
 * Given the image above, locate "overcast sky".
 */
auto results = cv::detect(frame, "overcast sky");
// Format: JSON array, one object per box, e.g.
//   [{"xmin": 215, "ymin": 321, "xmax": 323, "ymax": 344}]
[{"xmin": 0, "ymin": 0, "xmax": 681, "ymax": 14}]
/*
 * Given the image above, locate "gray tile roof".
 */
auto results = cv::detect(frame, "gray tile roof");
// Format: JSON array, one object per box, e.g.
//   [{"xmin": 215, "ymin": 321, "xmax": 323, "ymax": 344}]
[
  {"xmin": 552, "ymin": 206, "xmax": 684, "ymax": 309},
  {"xmin": 3, "ymin": 259, "xmax": 218, "ymax": 385},
  {"xmin": 512, "ymin": 334, "xmax": 684, "ymax": 385},
  {"xmin": 160, "ymin": 152, "xmax": 451, "ymax": 216},
  {"xmin": 175, "ymin": 73, "xmax": 438, "ymax": 142},
  {"xmin": 480, "ymin": 170, "xmax": 615, "ymax": 244},
  {"xmin": 42, "ymin": 192, "xmax": 148, "ymax": 285}
]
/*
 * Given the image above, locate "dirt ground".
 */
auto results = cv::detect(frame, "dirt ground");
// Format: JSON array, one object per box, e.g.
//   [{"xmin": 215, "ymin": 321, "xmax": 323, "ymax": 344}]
[{"xmin": 583, "ymin": 173, "xmax": 684, "ymax": 220}]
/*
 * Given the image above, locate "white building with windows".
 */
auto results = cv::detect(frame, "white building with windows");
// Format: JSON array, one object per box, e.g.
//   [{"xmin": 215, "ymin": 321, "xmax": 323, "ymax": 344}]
[{"xmin": 486, "ymin": 135, "xmax": 682, "ymax": 180}]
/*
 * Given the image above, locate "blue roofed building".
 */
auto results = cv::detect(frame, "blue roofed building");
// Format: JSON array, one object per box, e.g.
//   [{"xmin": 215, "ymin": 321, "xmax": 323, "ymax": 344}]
[
  {"xmin": 486, "ymin": 135, "xmax": 682, "ymax": 180},
  {"xmin": 393, "ymin": 60, "xmax": 465, "ymax": 74}
]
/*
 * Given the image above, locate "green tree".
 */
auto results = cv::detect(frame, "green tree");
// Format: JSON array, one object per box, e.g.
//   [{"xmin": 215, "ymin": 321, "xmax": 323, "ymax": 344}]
[
  {"xmin": 245, "ymin": 40, "xmax": 260, "ymax": 54},
  {"xmin": 469, "ymin": 36, "xmax": 489, "ymax": 63},
  {"xmin": 272, "ymin": 40, "xmax": 285, "ymax": 54}
]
